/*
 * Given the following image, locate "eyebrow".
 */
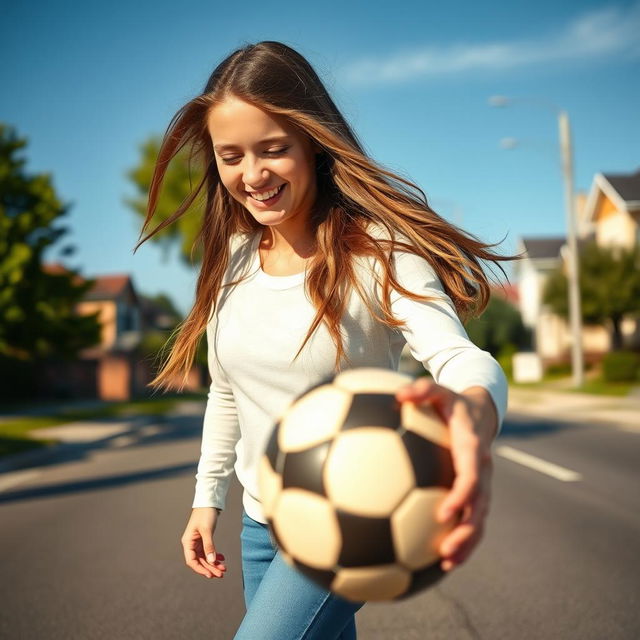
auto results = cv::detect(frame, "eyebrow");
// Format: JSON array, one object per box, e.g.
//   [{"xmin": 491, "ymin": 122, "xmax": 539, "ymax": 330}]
[{"xmin": 213, "ymin": 135, "xmax": 291, "ymax": 152}]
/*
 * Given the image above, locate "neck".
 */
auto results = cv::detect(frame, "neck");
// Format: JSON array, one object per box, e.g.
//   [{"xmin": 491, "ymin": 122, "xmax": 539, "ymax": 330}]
[{"xmin": 259, "ymin": 224, "xmax": 316, "ymax": 257}]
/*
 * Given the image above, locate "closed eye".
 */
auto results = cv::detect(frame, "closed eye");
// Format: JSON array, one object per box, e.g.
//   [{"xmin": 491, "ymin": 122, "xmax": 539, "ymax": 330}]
[
  {"xmin": 264, "ymin": 146, "xmax": 290, "ymax": 156},
  {"xmin": 218, "ymin": 146, "xmax": 290, "ymax": 165}
]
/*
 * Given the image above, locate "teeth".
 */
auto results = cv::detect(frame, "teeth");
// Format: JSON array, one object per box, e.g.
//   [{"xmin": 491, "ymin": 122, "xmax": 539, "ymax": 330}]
[{"xmin": 250, "ymin": 185, "xmax": 282, "ymax": 201}]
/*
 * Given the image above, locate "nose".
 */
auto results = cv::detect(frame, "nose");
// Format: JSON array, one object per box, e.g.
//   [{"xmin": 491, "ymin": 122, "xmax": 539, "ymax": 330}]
[{"xmin": 242, "ymin": 156, "xmax": 269, "ymax": 189}]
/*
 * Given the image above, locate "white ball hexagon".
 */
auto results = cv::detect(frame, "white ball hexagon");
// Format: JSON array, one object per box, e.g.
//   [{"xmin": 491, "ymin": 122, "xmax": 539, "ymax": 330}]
[
  {"xmin": 272, "ymin": 488, "xmax": 341, "ymax": 570},
  {"xmin": 334, "ymin": 367, "xmax": 413, "ymax": 394},
  {"xmin": 324, "ymin": 428, "xmax": 415, "ymax": 517},
  {"xmin": 391, "ymin": 487, "xmax": 453, "ymax": 570},
  {"xmin": 332, "ymin": 564, "xmax": 411, "ymax": 602},
  {"xmin": 402, "ymin": 401, "xmax": 450, "ymax": 448},
  {"xmin": 278, "ymin": 385, "xmax": 352, "ymax": 453}
]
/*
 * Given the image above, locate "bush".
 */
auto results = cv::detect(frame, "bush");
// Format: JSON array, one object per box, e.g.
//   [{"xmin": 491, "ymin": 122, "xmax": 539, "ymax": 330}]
[
  {"xmin": 545, "ymin": 362, "xmax": 572, "ymax": 379},
  {"xmin": 602, "ymin": 350, "xmax": 640, "ymax": 382},
  {"xmin": 497, "ymin": 343, "xmax": 518, "ymax": 381},
  {"xmin": 465, "ymin": 296, "xmax": 530, "ymax": 358}
]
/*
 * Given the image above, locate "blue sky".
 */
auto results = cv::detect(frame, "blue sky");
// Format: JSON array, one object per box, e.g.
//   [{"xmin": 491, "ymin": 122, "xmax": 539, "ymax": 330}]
[{"xmin": 2, "ymin": 0, "xmax": 639, "ymax": 315}]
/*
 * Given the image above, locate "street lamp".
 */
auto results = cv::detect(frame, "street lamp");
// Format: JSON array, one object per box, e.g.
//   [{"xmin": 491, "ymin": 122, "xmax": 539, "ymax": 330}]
[{"xmin": 489, "ymin": 95, "xmax": 585, "ymax": 388}]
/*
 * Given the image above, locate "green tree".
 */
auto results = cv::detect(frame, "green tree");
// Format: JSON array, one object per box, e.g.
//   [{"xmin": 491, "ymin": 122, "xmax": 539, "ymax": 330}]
[
  {"xmin": 0, "ymin": 123, "xmax": 101, "ymax": 368},
  {"xmin": 465, "ymin": 294, "xmax": 530, "ymax": 358},
  {"xmin": 124, "ymin": 137, "xmax": 205, "ymax": 266},
  {"xmin": 543, "ymin": 240, "xmax": 640, "ymax": 350}
]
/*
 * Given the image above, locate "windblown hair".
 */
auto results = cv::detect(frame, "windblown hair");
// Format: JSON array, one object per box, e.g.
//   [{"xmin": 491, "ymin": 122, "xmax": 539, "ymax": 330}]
[{"xmin": 134, "ymin": 40, "xmax": 520, "ymax": 391}]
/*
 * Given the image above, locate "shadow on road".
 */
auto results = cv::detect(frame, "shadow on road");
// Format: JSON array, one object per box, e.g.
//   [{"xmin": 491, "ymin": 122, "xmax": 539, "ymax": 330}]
[
  {"xmin": 0, "ymin": 412, "xmax": 206, "ymax": 504},
  {"xmin": 498, "ymin": 414, "xmax": 581, "ymax": 439},
  {"xmin": 0, "ymin": 462, "xmax": 195, "ymax": 504}
]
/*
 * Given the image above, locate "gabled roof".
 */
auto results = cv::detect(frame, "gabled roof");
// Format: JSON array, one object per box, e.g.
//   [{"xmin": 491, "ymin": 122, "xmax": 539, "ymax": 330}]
[
  {"xmin": 42, "ymin": 263, "xmax": 139, "ymax": 305},
  {"xmin": 42, "ymin": 262, "xmax": 84, "ymax": 286},
  {"xmin": 584, "ymin": 168, "xmax": 640, "ymax": 222},
  {"xmin": 602, "ymin": 168, "xmax": 640, "ymax": 209},
  {"xmin": 520, "ymin": 236, "xmax": 566, "ymax": 260},
  {"xmin": 84, "ymin": 274, "xmax": 131, "ymax": 300}
]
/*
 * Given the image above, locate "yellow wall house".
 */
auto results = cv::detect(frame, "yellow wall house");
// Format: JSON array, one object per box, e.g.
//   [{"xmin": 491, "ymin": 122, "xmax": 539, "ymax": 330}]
[
  {"xmin": 41, "ymin": 266, "xmax": 202, "ymax": 401},
  {"xmin": 515, "ymin": 167, "xmax": 640, "ymax": 364}
]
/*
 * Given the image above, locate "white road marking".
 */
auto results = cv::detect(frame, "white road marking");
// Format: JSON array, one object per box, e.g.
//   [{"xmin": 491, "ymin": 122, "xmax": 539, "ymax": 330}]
[
  {"xmin": 496, "ymin": 445, "xmax": 583, "ymax": 482},
  {"xmin": 0, "ymin": 469, "xmax": 41, "ymax": 492}
]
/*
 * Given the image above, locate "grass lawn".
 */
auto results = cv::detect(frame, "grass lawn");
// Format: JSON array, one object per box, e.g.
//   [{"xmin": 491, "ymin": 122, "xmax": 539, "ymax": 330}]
[
  {"xmin": 0, "ymin": 391, "xmax": 206, "ymax": 459},
  {"xmin": 510, "ymin": 375, "xmax": 637, "ymax": 397},
  {"xmin": 567, "ymin": 379, "xmax": 636, "ymax": 396}
]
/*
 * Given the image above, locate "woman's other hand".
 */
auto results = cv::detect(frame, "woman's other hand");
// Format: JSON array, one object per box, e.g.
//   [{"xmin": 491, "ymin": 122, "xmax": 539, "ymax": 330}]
[
  {"xmin": 181, "ymin": 507, "xmax": 228, "ymax": 579},
  {"xmin": 395, "ymin": 378, "xmax": 498, "ymax": 572}
]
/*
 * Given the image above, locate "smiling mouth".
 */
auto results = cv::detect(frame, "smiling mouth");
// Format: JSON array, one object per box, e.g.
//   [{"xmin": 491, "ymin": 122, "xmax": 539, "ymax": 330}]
[{"xmin": 246, "ymin": 183, "xmax": 286, "ymax": 204}]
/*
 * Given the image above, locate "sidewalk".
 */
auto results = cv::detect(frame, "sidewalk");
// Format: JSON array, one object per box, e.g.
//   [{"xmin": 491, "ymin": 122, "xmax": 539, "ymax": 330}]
[
  {"xmin": 0, "ymin": 400, "xmax": 206, "ymax": 474},
  {"xmin": 507, "ymin": 385, "xmax": 640, "ymax": 430}
]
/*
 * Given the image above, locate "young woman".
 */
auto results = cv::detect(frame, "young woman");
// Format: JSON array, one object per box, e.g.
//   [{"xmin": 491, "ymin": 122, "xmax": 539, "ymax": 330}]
[{"xmin": 136, "ymin": 40, "xmax": 517, "ymax": 639}]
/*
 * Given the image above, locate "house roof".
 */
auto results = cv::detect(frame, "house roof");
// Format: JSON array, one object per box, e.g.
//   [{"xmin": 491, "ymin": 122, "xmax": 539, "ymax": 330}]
[
  {"xmin": 583, "ymin": 168, "xmax": 640, "ymax": 222},
  {"xmin": 43, "ymin": 263, "xmax": 138, "ymax": 304},
  {"xmin": 491, "ymin": 282, "xmax": 519, "ymax": 305},
  {"xmin": 602, "ymin": 168, "xmax": 640, "ymax": 209},
  {"xmin": 84, "ymin": 274, "xmax": 131, "ymax": 300},
  {"xmin": 520, "ymin": 236, "xmax": 566, "ymax": 260},
  {"xmin": 42, "ymin": 262, "xmax": 85, "ymax": 285}
]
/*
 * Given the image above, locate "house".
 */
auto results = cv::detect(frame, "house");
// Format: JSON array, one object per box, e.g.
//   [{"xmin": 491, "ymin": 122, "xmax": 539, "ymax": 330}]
[
  {"xmin": 515, "ymin": 167, "xmax": 640, "ymax": 364},
  {"xmin": 40, "ymin": 264, "xmax": 202, "ymax": 401},
  {"xmin": 583, "ymin": 169, "xmax": 640, "ymax": 249}
]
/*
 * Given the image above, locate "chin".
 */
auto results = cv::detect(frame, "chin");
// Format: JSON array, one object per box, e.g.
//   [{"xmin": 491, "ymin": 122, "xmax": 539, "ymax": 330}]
[{"xmin": 249, "ymin": 209, "xmax": 287, "ymax": 223}]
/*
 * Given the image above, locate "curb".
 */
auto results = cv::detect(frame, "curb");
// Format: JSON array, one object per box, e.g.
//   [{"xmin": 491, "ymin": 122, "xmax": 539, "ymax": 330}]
[
  {"xmin": 505, "ymin": 407, "xmax": 638, "ymax": 430},
  {"xmin": 0, "ymin": 415, "xmax": 159, "ymax": 475}
]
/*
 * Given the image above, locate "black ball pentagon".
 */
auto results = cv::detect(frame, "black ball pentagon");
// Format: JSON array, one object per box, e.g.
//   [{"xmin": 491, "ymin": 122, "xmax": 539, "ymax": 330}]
[
  {"xmin": 281, "ymin": 440, "xmax": 332, "ymax": 497},
  {"xmin": 336, "ymin": 510, "xmax": 395, "ymax": 567},
  {"xmin": 341, "ymin": 392, "xmax": 401, "ymax": 431},
  {"xmin": 401, "ymin": 430, "xmax": 455, "ymax": 488}
]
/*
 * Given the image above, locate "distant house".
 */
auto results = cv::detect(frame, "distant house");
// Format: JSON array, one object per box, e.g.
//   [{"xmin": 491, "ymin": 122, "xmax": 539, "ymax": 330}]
[
  {"xmin": 515, "ymin": 236, "xmax": 567, "ymax": 333},
  {"xmin": 583, "ymin": 169, "xmax": 640, "ymax": 249},
  {"xmin": 515, "ymin": 167, "xmax": 640, "ymax": 364},
  {"xmin": 40, "ymin": 265, "xmax": 202, "ymax": 401},
  {"xmin": 490, "ymin": 282, "xmax": 520, "ymax": 307},
  {"xmin": 76, "ymin": 273, "xmax": 142, "ymax": 355}
]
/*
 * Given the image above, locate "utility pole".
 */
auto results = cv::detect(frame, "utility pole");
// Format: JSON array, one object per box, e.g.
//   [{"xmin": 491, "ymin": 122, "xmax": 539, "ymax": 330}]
[
  {"xmin": 558, "ymin": 110, "xmax": 585, "ymax": 388},
  {"xmin": 489, "ymin": 95, "xmax": 585, "ymax": 388}
]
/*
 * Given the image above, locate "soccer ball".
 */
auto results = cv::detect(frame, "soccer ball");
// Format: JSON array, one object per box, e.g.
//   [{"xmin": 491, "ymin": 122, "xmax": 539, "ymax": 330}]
[{"xmin": 257, "ymin": 367, "xmax": 456, "ymax": 602}]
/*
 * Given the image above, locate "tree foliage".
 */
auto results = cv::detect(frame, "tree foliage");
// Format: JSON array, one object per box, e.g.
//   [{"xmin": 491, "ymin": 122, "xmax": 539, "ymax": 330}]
[
  {"xmin": 465, "ymin": 295, "xmax": 530, "ymax": 358},
  {"xmin": 0, "ymin": 123, "xmax": 102, "ymax": 364},
  {"xmin": 125, "ymin": 137, "xmax": 205, "ymax": 266},
  {"xmin": 543, "ymin": 240, "xmax": 640, "ymax": 349}
]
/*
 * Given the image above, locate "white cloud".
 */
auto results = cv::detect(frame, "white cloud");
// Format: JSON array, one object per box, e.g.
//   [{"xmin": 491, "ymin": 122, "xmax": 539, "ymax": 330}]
[{"xmin": 339, "ymin": 4, "xmax": 640, "ymax": 87}]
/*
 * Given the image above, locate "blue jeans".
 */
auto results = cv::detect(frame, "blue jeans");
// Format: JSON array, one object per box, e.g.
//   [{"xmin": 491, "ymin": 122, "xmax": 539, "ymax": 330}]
[{"xmin": 234, "ymin": 509, "xmax": 365, "ymax": 639}]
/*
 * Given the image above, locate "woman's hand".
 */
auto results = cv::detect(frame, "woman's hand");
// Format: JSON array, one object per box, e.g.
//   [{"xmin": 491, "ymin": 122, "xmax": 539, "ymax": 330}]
[
  {"xmin": 181, "ymin": 507, "xmax": 228, "ymax": 579},
  {"xmin": 395, "ymin": 378, "xmax": 498, "ymax": 572}
]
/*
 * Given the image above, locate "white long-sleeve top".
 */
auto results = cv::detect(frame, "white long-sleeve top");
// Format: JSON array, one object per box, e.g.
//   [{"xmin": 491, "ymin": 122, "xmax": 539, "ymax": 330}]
[{"xmin": 192, "ymin": 225, "xmax": 508, "ymax": 523}]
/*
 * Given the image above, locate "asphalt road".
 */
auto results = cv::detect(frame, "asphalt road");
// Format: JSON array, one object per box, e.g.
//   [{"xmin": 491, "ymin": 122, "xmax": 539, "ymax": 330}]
[{"xmin": 0, "ymin": 404, "xmax": 638, "ymax": 640}]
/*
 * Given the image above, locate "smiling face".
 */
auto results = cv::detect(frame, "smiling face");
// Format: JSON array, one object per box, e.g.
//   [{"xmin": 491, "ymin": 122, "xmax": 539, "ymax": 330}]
[{"xmin": 207, "ymin": 95, "xmax": 319, "ymax": 237}]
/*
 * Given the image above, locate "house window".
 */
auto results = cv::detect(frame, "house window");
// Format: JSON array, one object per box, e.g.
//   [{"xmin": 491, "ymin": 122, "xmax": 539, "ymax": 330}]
[{"xmin": 117, "ymin": 304, "xmax": 135, "ymax": 333}]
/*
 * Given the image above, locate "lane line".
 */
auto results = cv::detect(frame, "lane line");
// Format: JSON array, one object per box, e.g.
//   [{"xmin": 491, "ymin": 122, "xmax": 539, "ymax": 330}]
[
  {"xmin": 495, "ymin": 445, "xmax": 583, "ymax": 482},
  {"xmin": 0, "ymin": 469, "xmax": 41, "ymax": 492}
]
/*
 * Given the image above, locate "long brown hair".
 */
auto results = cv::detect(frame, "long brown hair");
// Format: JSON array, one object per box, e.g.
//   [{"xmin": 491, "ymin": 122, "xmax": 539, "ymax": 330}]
[{"xmin": 134, "ymin": 40, "xmax": 520, "ymax": 391}]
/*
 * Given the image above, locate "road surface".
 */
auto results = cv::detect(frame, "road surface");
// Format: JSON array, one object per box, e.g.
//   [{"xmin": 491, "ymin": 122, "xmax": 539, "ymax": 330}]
[{"xmin": 0, "ymin": 403, "xmax": 638, "ymax": 639}]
